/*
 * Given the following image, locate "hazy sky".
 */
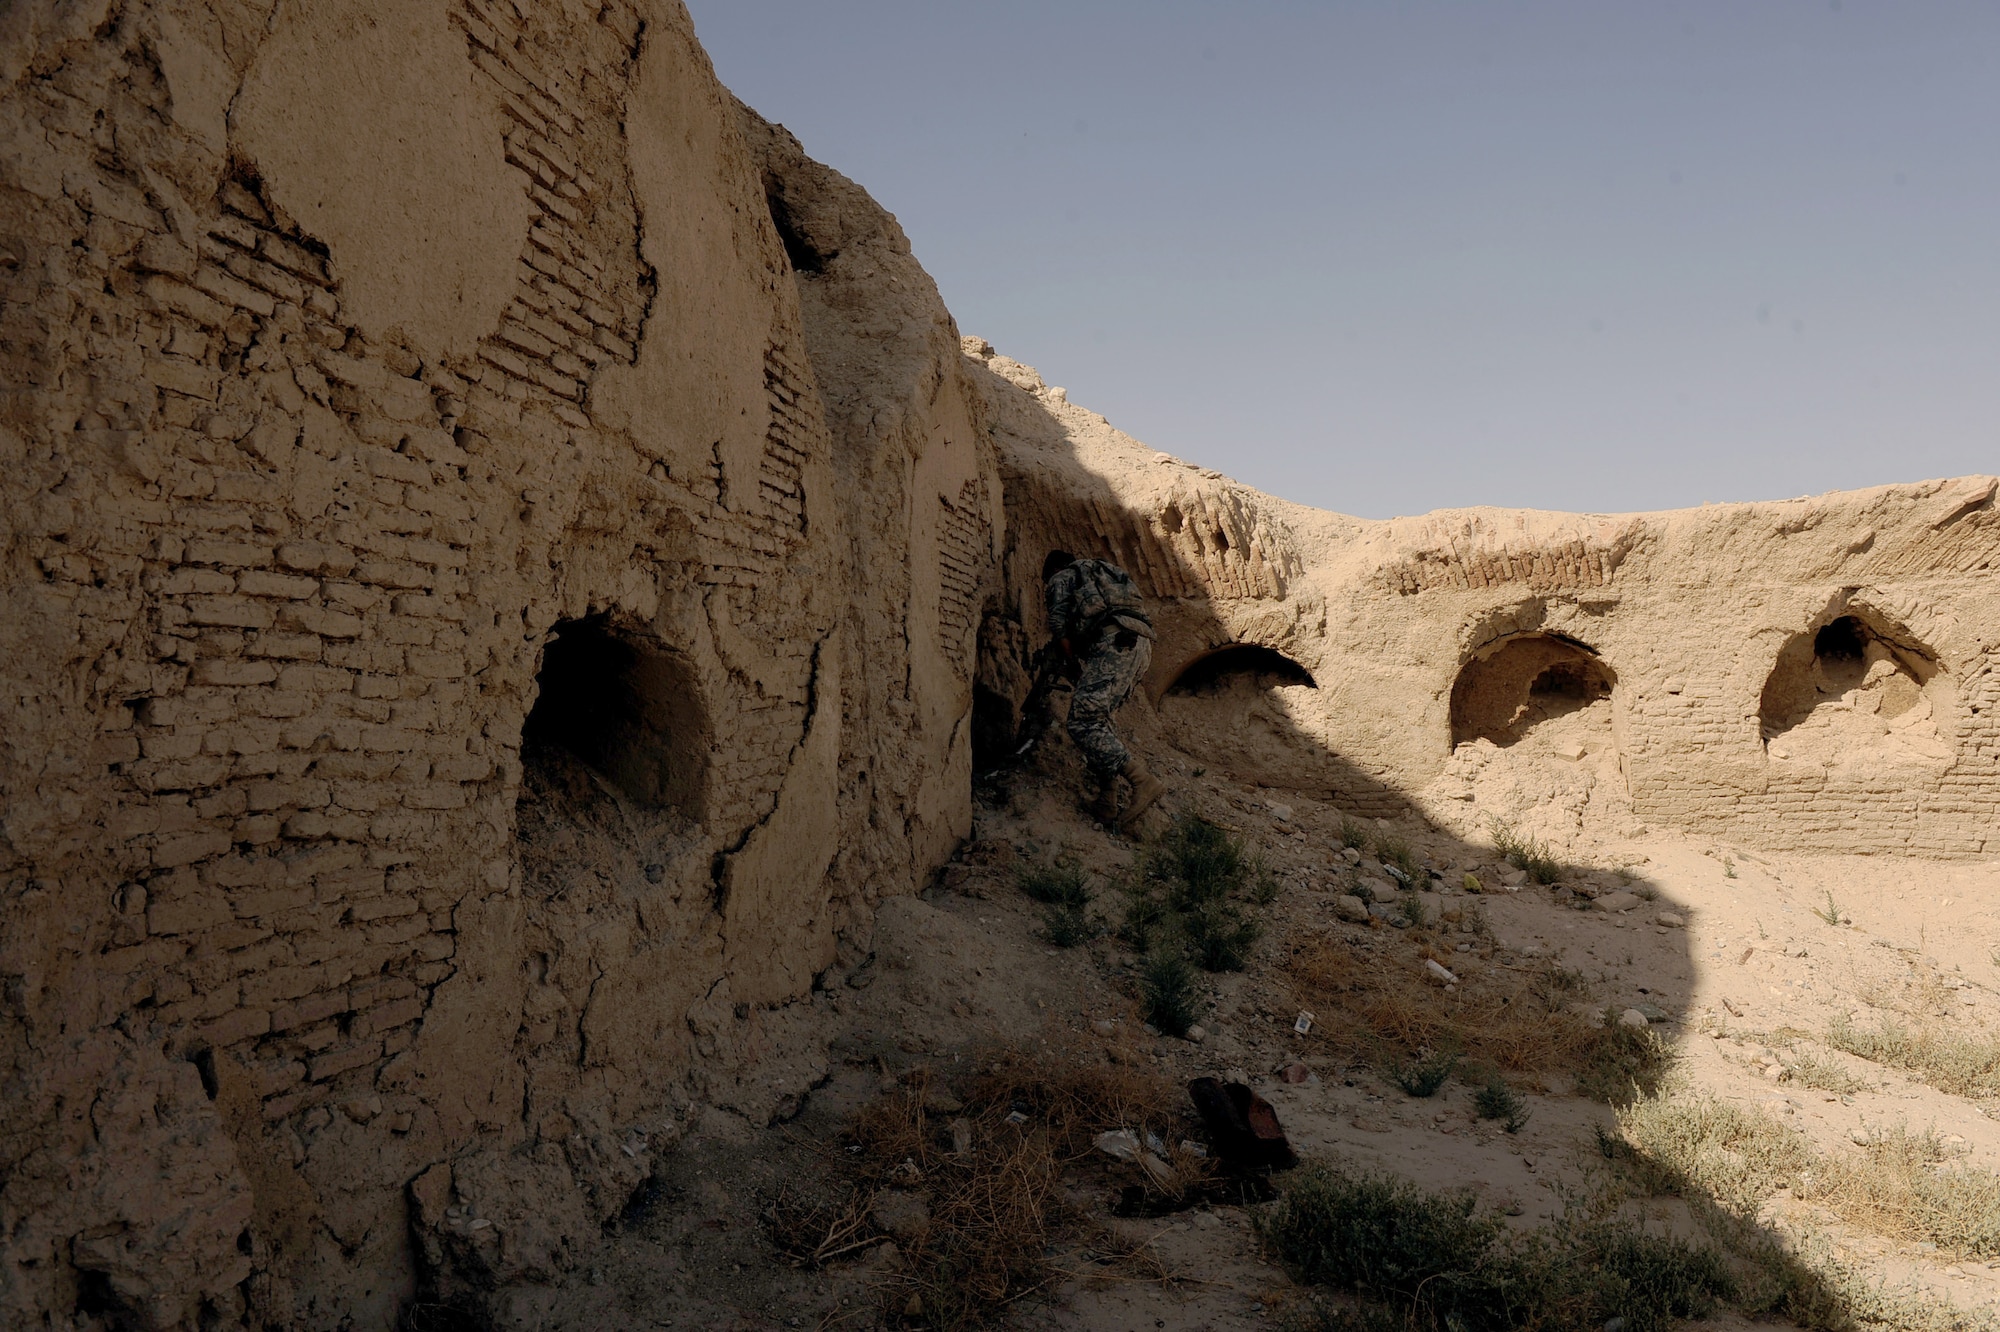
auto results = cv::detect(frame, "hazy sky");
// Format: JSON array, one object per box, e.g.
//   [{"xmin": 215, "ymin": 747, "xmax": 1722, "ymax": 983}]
[{"xmin": 685, "ymin": 2, "xmax": 1999, "ymax": 519}]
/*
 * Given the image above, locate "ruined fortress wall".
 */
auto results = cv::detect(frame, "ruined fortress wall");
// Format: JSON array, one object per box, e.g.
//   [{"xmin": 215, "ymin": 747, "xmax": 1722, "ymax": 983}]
[
  {"xmin": 971, "ymin": 346, "xmax": 2000, "ymax": 857},
  {"xmin": 0, "ymin": 3, "xmax": 995, "ymax": 1326}
]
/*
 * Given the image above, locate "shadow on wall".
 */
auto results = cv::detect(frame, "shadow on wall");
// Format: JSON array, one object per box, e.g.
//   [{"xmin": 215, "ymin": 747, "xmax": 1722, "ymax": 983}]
[
  {"xmin": 515, "ymin": 614, "xmax": 710, "ymax": 907},
  {"xmin": 1451, "ymin": 632, "xmax": 1616, "ymax": 751},
  {"xmin": 1759, "ymin": 606, "xmax": 1952, "ymax": 768},
  {"xmin": 965, "ymin": 352, "xmax": 1407, "ymax": 818},
  {"xmin": 961, "ymin": 351, "xmax": 1963, "ymax": 1332}
]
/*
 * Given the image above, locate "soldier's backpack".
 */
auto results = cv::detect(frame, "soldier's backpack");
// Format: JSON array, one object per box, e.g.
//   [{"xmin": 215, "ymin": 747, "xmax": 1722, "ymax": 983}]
[{"xmin": 1062, "ymin": 558, "xmax": 1151, "ymax": 641}]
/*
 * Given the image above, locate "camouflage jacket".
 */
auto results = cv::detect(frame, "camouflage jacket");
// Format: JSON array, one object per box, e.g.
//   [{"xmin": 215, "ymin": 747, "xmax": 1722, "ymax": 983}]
[{"xmin": 1045, "ymin": 558, "xmax": 1153, "ymax": 651}]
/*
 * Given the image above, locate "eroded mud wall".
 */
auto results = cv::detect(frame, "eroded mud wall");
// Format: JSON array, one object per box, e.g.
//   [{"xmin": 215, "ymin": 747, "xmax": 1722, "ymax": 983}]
[
  {"xmin": 970, "ymin": 345, "xmax": 2000, "ymax": 857},
  {"xmin": 0, "ymin": 3, "xmax": 996, "ymax": 1326}
]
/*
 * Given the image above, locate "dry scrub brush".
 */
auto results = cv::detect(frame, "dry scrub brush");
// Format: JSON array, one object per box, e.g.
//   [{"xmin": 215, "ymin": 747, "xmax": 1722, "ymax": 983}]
[
  {"xmin": 1266, "ymin": 1159, "xmax": 1733, "ymax": 1332},
  {"xmin": 825, "ymin": 1051, "xmax": 1191, "ymax": 1327},
  {"xmin": 1282, "ymin": 932, "xmax": 1672, "ymax": 1103},
  {"xmin": 1619, "ymin": 1092, "xmax": 2000, "ymax": 1261},
  {"xmin": 1826, "ymin": 1012, "xmax": 2000, "ymax": 1100}
]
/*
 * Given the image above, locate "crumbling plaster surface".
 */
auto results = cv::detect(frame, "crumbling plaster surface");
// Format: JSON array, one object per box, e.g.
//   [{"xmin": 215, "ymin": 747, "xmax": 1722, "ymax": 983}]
[
  {"xmin": 967, "ymin": 343, "xmax": 2000, "ymax": 855},
  {"xmin": 0, "ymin": 2, "xmax": 995, "ymax": 1326},
  {"xmin": 1, "ymin": 0, "xmax": 1995, "ymax": 1326}
]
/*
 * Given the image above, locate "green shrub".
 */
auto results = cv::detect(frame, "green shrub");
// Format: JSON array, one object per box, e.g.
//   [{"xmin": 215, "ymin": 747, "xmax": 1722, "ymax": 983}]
[
  {"xmin": 1386, "ymin": 1048, "xmax": 1459, "ymax": 1098},
  {"xmin": 1016, "ymin": 862, "xmax": 1091, "ymax": 907},
  {"xmin": 1337, "ymin": 816, "xmax": 1369, "ymax": 849},
  {"xmin": 1042, "ymin": 900, "xmax": 1094, "ymax": 947},
  {"xmin": 1140, "ymin": 952, "xmax": 1199, "ymax": 1037},
  {"xmin": 1266, "ymin": 1161, "xmax": 1733, "ymax": 1332},
  {"xmin": 1124, "ymin": 813, "xmax": 1272, "ymax": 974},
  {"xmin": 1184, "ymin": 901, "xmax": 1260, "ymax": 972},
  {"xmin": 1473, "ymin": 1076, "xmax": 1531, "ymax": 1133},
  {"xmin": 1488, "ymin": 818, "xmax": 1563, "ymax": 885}
]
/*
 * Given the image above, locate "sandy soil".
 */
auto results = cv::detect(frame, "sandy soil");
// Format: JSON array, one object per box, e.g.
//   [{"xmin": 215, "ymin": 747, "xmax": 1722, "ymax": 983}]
[{"xmin": 514, "ymin": 717, "xmax": 2000, "ymax": 1331}]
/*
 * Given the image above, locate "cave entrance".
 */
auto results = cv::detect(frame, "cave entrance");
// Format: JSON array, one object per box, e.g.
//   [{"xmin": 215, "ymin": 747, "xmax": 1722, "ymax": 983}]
[
  {"xmin": 1450, "ymin": 633, "xmax": 1614, "ymax": 748},
  {"xmin": 519, "ymin": 615, "xmax": 707, "ymax": 817},
  {"xmin": 1159, "ymin": 643, "xmax": 1326, "ymax": 790},
  {"xmin": 1167, "ymin": 644, "xmax": 1317, "ymax": 695},
  {"xmin": 1759, "ymin": 611, "xmax": 1942, "ymax": 751}
]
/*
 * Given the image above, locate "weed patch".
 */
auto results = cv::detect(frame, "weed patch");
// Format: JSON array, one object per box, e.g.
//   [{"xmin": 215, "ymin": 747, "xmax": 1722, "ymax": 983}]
[
  {"xmin": 1826, "ymin": 1013, "xmax": 2000, "ymax": 1099},
  {"xmin": 1123, "ymin": 813, "xmax": 1269, "ymax": 975},
  {"xmin": 1386, "ymin": 1047, "xmax": 1458, "ymax": 1098},
  {"xmin": 1472, "ymin": 1076, "xmax": 1531, "ymax": 1133},
  {"xmin": 1283, "ymin": 935, "xmax": 1672, "ymax": 1104},
  {"xmin": 1016, "ymin": 862, "xmax": 1091, "ymax": 907},
  {"xmin": 1140, "ymin": 952, "xmax": 1200, "ymax": 1037},
  {"xmin": 1488, "ymin": 818, "xmax": 1562, "ymax": 884},
  {"xmin": 1266, "ymin": 1160, "xmax": 1733, "ymax": 1332},
  {"xmin": 1620, "ymin": 1093, "xmax": 2000, "ymax": 1259},
  {"xmin": 827, "ymin": 1052, "xmax": 1183, "ymax": 1328}
]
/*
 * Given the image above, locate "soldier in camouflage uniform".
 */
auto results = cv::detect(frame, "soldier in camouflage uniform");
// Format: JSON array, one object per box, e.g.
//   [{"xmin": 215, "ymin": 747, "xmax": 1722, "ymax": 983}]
[{"xmin": 1038, "ymin": 551, "xmax": 1168, "ymax": 828}]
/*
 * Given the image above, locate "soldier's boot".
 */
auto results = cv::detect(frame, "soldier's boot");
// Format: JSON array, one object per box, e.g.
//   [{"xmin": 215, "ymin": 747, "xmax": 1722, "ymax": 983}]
[
  {"xmin": 1088, "ymin": 779, "xmax": 1121, "ymax": 826},
  {"xmin": 1118, "ymin": 756, "xmax": 1167, "ymax": 831}
]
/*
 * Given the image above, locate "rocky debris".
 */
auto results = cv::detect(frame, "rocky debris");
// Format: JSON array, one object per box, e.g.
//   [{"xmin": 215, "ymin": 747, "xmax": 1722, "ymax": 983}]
[
  {"xmin": 1619, "ymin": 1008, "xmax": 1651, "ymax": 1029},
  {"xmin": 1595, "ymin": 891, "xmax": 1643, "ymax": 913},
  {"xmin": 1334, "ymin": 894, "xmax": 1371, "ymax": 923}
]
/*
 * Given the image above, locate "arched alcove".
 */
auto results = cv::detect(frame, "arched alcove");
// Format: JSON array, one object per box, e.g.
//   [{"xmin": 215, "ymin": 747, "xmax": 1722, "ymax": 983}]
[
  {"xmin": 1159, "ymin": 643, "xmax": 1325, "ymax": 790},
  {"xmin": 1759, "ymin": 609, "xmax": 1949, "ymax": 763},
  {"xmin": 1167, "ymin": 643, "xmax": 1317, "ymax": 695},
  {"xmin": 520, "ymin": 615, "xmax": 708, "ymax": 818},
  {"xmin": 1450, "ymin": 633, "xmax": 1614, "ymax": 749}
]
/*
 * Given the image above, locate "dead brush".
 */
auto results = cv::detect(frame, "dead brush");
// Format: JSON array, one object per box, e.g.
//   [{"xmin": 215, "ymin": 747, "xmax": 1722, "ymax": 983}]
[
  {"xmin": 836, "ymin": 1051, "xmax": 1191, "ymax": 1327},
  {"xmin": 1283, "ymin": 932, "xmax": 1672, "ymax": 1103},
  {"xmin": 768, "ymin": 1183, "xmax": 880, "ymax": 1268},
  {"xmin": 1826, "ymin": 1012, "xmax": 2000, "ymax": 1099},
  {"xmin": 1620, "ymin": 1093, "xmax": 2000, "ymax": 1260}
]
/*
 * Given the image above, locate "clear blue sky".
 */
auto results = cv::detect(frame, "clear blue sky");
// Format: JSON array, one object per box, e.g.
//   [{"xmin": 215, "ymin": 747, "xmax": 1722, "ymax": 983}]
[{"xmin": 685, "ymin": 2, "xmax": 2000, "ymax": 519}]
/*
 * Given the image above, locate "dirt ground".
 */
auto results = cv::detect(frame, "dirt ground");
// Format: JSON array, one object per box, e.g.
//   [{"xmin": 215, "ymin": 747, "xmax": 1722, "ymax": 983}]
[{"xmin": 493, "ymin": 710, "xmax": 2000, "ymax": 1331}]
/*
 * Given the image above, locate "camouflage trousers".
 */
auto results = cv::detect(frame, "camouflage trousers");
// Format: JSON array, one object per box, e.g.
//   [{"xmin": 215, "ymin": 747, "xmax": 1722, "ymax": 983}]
[{"xmin": 1066, "ymin": 626, "xmax": 1152, "ymax": 780}]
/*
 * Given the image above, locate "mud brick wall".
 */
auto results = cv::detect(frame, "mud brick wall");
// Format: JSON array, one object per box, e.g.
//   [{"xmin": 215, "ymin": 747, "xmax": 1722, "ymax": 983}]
[
  {"xmin": 972, "ymin": 353, "xmax": 1999, "ymax": 854},
  {"xmin": 0, "ymin": 4, "xmax": 999, "ymax": 1327}
]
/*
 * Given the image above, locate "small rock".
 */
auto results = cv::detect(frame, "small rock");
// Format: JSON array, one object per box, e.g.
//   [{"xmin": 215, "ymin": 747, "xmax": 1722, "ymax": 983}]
[
  {"xmin": 949, "ymin": 1118, "xmax": 974, "ymax": 1155},
  {"xmin": 1092, "ymin": 1019, "xmax": 1118, "ymax": 1037},
  {"xmin": 1555, "ymin": 743, "xmax": 1587, "ymax": 762},
  {"xmin": 1656, "ymin": 911, "xmax": 1685, "ymax": 928},
  {"xmin": 1603, "ymin": 1318, "xmax": 1629, "ymax": 1332},
  {"xmin": 1504, "ymin": 1201, "xmax": 1524, "ymax": 1216},
  {"xmin": 1333, "ymin": 894, "xmax": 1370, "ymax": 923},
  {"xmin": 1762, "ymin": 1063, "xmax": 1786, "ymax": 1081},
  {"xmin": 1424, "ymin": 958, "xmax": 1459, "ymax": 985},
  {"xmin": 1362, "ymin": 878, "xmax": 1400, "ymax": 903},
  {"xmin": 1280, "ymin": 1061, "xmax": 1310, "ymax": 1085},
  {"xmin": 1635, "ymin": 1002, "xmax": 1669, "ymax": 1023},
  {"xmin": 1268, "ymin": 802, "xmax": 1293, "ymax": 822},
  {"xmin": 1501, "ymin": 868, "xmax": 1528, "ymax": 887},
  {"xmin": 1462, "ymin": 872, "xmax": 1483, "ymax": 892},
  {"xmin": 1095, "ymin": 1129, "xmax": 1140, "ymax": 1161},
  {"xmin": 1618, "ymin": 1008, "xmax": 1650, "ymax": 1029},
  {"xmin": 1850, "ymin": 1127, "xmax": 1871, "ymax": 1146},
  {"xmin": 1595, "ymin": 891, "xmax": 1642, "ymax": 913},
  {"xmin": 1341, "ymin": 846, "xmax": 1363, "ymax": 864},
  {"xmin": 870, "ymin": 1191, "xmax": 930, "ymax": 1243},
  {"xmin": 1185, "ymin": 1024, "xmax": 1207, "ymax": 1044},
  {"xmin": 1350, "ymin": 1115, "xmax": 1390, "ymax": 1133}
]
